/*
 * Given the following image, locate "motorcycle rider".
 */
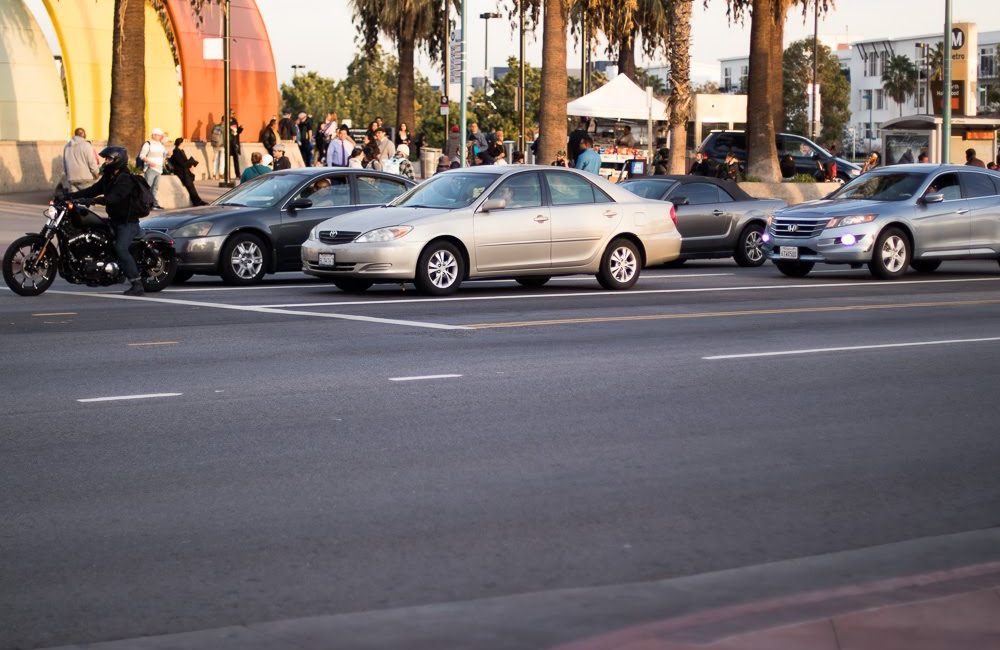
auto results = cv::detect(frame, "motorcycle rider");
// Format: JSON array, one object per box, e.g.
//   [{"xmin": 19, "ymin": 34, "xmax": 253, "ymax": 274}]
[{"xmin": 63, "ymin": 146, "xmax": 145, "ymax": 296}]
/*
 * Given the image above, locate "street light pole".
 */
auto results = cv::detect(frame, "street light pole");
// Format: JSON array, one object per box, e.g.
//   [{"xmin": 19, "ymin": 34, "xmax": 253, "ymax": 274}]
[
  {"xmin": 459, "ymin": 0, "xmax": 467, "ymax": 167},
  {"xmin": 443, "ymin": 0, "xmax": 450, "ymax": 151},
  {"xmin": 942, "ymin": 0, "xmax": 952, "ymax": 163},
  {"xmin": 221, "ymin": 0, "xmax": 232, "ymax": 187},
  {"xmin": 291, "ymin": 64, "xmax": 305, "ymax": 78},
  {"xmin": 810, "ymin": 0, "xmax": 819, "ymax": 140},
  {"xmin": 518, "ymin": 0, "xmax": 526, "ymax": 154},
  {"xmin": 480, "ymin": 12, "xmax": 500, "ymax": 94}
]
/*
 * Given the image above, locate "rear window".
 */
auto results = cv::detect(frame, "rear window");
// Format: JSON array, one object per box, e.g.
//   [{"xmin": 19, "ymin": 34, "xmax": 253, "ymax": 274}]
[
  {"xmin": 620, "ymin": 180, "xmax": 675, "ymax": 200},
  {"xmin": 961, "ymin": 172, "xmax": 998, "ymax": 198}
]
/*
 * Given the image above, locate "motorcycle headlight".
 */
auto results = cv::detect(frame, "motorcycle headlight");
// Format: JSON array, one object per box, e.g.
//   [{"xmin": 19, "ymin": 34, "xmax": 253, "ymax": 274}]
[
  {"xmin": 826, "ymin": 214, "xmax": 876, "ymax": 228},
  {"xmin": 355, "ymin": 226, "xmax": 413, "ymax": 243},
  {"xmin": 43, "ymin": 206, "xmax": 58, "ymax": 219},
  {"xmin": 170, "ymin": 221, "xmax": 213, "ymax": 238}
]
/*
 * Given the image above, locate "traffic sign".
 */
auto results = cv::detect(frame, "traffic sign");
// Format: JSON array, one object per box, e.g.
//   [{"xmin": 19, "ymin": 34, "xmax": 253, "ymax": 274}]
[{"xmin": 449, "ymin": 30, "xmax": 463, "ymax": 84}]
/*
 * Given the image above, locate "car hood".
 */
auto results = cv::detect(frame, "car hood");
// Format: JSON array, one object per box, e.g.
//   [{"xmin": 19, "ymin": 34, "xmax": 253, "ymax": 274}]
[
  {"xmin": 314, "ymin": 205, "xmax": 456, "ymax": 232},
  {"xmin": 777, "ymin": 198, "xmax": 887, "ymax": 217},
  {"xmin": 140, "ymin": 204, "xmax": 254, "ymax": 231}
]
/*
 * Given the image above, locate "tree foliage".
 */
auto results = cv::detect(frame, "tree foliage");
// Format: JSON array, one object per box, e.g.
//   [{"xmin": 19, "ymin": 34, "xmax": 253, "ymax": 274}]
[
  {"xmin": 782, "ymin": 38, "xmax": 850, "ymax": 144},
  {"xmin": 881, "ymin": 54, "xmax": 918, "ymax": 117}
]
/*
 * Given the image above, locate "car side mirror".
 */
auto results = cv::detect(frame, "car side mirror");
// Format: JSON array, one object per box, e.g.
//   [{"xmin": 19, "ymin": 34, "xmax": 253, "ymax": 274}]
[
  {"xmin": 480, "ymin": 198, "xmax": 507, "ymax": 212},
  {"xmin": 922, "ymin": 193, "xmax": 944, "ymax": 204},
  {"xmin": 287, "ymin": 198, "xmax": 312, "ymax": 211},
  {"xmin": 673, "ymin": 196, "xmax": 690, "ymax": 206}
]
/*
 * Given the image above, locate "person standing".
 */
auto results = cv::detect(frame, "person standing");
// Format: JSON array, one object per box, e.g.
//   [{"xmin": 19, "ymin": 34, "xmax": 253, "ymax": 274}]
[
  {"xmin": 210, "ymin": 118, "xmax": 225, "ymax": 180},
  {"xmin": 278, "ymin": 111, "xmax": 296, "ymax": 140},
  {"xmin": 965, "ymin": 148, "xmax": 986, "ymax": 168},
  {"xmin": 259, "ymin": 118, "xmax": 278, "ymax": 156},
  {"xmin": 62, "ymin": 128, "xmax": 100, "ymax": 192},
  {"xmin": 568, "ymin": 117, "xmax": 589, "ymax": 166},
  {"xmin": 229, "ymin": 117, "xmax": 244, "ymax": 177},
  {"xmin": 446, "ymin": 125, "xmax": 462, "ymax": 159},
  {"xmin": 467, "ymin": 122, "xmax": 488, "ymax": 156},
  {"xmin": 326, "ymin": 125, "xmax": 354, "ymax": 167},
  {"xmin": 240, "ymin": 152, "xmax": 271, "ymax": 182},
  {"xmin": 138, "ymin": 127, "xmax": 167, "ymax": 210},
  {"xmin": 348, "ymin": 147, "xmax": 365, "ymax": 168},
  {"xmin": 361, "ymin": 144, "xmax": 382, "ymax": 171},
  {"xmin": 615, "ymin": 125, "xmax": 637, "ymax": 149},
  {"xmin": 719, "ymin": 151, "xmax": 742, "ymax": 181},
  {"xmin": 272, "ymin": 144, "xmax": 291, "ymax": 171},
  {"xmin": 169, "ymin": 138, "xmax": 208, "ymax": 206},
  {"xmin": 297, "ymin": 113, "xmax": 314, "ymax": 166},
  {"xmin": 390, "ymin": 144, "xmax": 415, "ymax": 180},
  {"xmin": 574, "ymin": 136, "xmax": 601, "ymax": 175},
  {"xmin": 689, "ymin": 151, "xmax": 710, "ymax": 176},
  {"xmin": 374, "ymin": 127, "xmax": 395, "ymax": 161},
  {"xmin": 395, "ymin": 122, "xmax": 411, "ymax": 149},
  {"xmin": 64, "ymin": 146, "xmax": 146, "ymax": 296}
]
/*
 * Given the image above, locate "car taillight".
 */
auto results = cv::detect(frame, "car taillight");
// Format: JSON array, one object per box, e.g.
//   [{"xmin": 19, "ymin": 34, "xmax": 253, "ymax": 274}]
[{"xmin": 669, "ymin": 205, "xmax": 677, "ymax": 226}]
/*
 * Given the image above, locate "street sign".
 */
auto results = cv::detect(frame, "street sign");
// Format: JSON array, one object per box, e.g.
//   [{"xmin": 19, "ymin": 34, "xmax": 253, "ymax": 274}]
[
  {"xmin": 440, "ymin": 95, "xmax": 450, "ymax": 116},
  {"xmin": 203, "ymin": 38, "xmax": 223, "ymax": 61},
  {"xmin": 449, "ymin": 31, "xmax": 463, "ymax": 84}
]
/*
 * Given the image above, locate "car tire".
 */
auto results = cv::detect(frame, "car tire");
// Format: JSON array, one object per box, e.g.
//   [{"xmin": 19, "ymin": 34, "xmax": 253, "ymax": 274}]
[
  {"xmin": 597, "ymin": 238, "xmax": 641, "ymax": 290},
  {"xmin": 172, "ymin": 269, "xmax": 194, "ymax": 284},
  {"xmin": 515, "ymin": 276, "xmax": 550, "ymax": 288},
  {"xmin": 868, "ymin": 228, "xmax": 910, "ymax": 279},
  {"xmin": 220, "ymin": 233, "xmax": 268, "ymax": 285},
  {"xmin": 415, "ymin": 241, "xmax": 464, "ymax": 295},
  {"xmin": 910, "ymin": 260, "xmax": 941, "ymax": 273},
  {"xmin": 774, "ymin": 260, "xmax": 815, "ymax": 278},
  {"xmin": 734, "ymin": 224, "xmax": 767, "ymax": 267},
  {"xmin": 333, "ymin": 278, "xmax": 374, "ymax": 293}
]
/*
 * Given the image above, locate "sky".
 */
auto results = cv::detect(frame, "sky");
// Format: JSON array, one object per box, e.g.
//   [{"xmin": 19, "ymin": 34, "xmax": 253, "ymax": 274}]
[{"xmin": 22, "ymin": 0, "xmax": 995, "ymax": 86}]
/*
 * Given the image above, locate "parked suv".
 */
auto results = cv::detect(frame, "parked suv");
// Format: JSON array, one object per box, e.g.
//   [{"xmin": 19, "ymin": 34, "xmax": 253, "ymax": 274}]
[{"xmin": 699, "ymin": 130, "xmax": 861, "ymax": 183}]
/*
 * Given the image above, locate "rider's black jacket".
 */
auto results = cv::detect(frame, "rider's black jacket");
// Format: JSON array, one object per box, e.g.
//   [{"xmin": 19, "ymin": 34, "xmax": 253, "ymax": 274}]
[{"xmin": 66, "ymin": 170, "xmax": 138, "ymax": 225}]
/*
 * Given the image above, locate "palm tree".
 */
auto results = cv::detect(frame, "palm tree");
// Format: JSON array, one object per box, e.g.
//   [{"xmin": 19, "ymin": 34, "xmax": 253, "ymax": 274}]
[
  {"xmin": 350, "ymin": 0, "xmax": 449, "ymax": 134},
  {"xmin": 666, "ymin": 0, "xmax": 692, "ymax": 173},
  {"xmin": 108, "ymin": 0, "xmax": 146, "ymax": 155},
  {"xmin": 882, "ymin": 54, "xmax": 918, "ymax": 117},
  {"xmin": 538, "ymin": 0, "xmax": 570, "ymax": 165}
]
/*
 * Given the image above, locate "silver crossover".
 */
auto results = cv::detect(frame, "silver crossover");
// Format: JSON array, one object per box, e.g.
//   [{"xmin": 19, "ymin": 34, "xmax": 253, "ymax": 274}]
[
  {"xmin": 764, "ymin": 164, "xmax": 1000, "ymax": 278},
  {"xmin": 301, "ymin": 166, "xmax": 682, "ymax": 294}
]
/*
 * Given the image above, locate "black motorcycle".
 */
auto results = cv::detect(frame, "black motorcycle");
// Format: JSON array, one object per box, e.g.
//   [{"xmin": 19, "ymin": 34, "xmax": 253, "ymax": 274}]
[{"xmin": 2, "ymin": 199, "xmax": 177, "ymax": 296}]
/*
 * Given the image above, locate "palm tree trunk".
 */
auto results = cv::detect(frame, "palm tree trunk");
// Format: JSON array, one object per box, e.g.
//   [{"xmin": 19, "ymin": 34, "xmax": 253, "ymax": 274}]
[
  {"xmin": 667, "ymin": 0, "xmax": 693, "ymax": 174},
  {"xmin": 538, "ymin": 0, "xmax": 568, "ymax": 165},
  {"xmin": 617, "ymin": 28, "xmax": 637, "ymax": 80},
  {"xmin": 108, "ymin": 0, "xmax": 145, "ymax": 155},
  {"xmin": 396, "ymin": 12, "xmax": 417, "ymax": 135},
  {"xmin": 746, "ymin": 0, "xmax": 780, "ymax": 182},
  {"xmin": 769, "ymin": 2, "xmax": 788, "ymax": 133}
]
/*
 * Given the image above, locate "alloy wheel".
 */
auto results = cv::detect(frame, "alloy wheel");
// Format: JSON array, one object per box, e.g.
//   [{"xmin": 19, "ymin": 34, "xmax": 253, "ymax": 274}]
[
  {"xmin": 744, "ymin": 230, "xmax": 764, "ymax": 263},
  {"xmin": 231, "ymin": 241, "xmax": 263, "ymax": 280},
  {"xmin": 427, "ymin": 249, "xmax": 458, "ymax": 289},
  {"xmin": 880, "ymin": 235, "xmax": 907, "ymax": 274},
  {"xmin": 609, "ymin": 246, "xmax": 637, "ymax": 284}
]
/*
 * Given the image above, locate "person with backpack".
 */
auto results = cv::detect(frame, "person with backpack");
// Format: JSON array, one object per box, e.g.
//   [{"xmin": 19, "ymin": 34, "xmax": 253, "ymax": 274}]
[
  {"xmin": 384, "ymin": 144, "xmax": 414, "ymax": 179},
  {"xmin": 137, "ymin": 127, "xmax": 166, "ymax": 210},
  {"xmin": 210, "ymin": 119, "xmax": 225, "ymax": 180},
  {"xmin": 63, "ymin": 146, "xmax": 153, "ymax": 296}
]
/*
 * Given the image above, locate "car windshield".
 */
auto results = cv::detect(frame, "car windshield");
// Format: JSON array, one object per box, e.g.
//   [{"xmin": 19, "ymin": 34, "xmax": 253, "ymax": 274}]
[
  {"xmin": 827, "ymin": 172, "xmax": 926, "ymax": 202},
  {"xmin": 620, "ymin": 179, "xmax": 677, "ymax": 200},
  {"xmin": 214, "ymin": 175, "xmax": 304, "ymax": 208},
  {"xmin": 391, "ymin": 172, "xmax": 501, "ymax": 209}
]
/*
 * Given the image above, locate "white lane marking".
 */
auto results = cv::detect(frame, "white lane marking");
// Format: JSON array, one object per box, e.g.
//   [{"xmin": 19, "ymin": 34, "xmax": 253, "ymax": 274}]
[
  {"xmin": 160, "ymin": 273, "xmax": 734, "ymax": 292},
  {"xmin": 44, "ymin": 290, "xmax": 468, "ymax": 331},
  {"xmin": 32, "ymin": 312, "xmax": 77, "ymax": 316},
  {"xmin": 388, "ymin": 374, "xmax": 463, "ymax": 382},
  {"xmin": 704, "ymin": 336, "xmax": 1000, "ymax": 360},
  {"xmin": 263, "ymin": 276, "xmax": 1000, "ymax": 309},
  {"xmin": 78, "ymin": 392, "xmax": 183, "ymax": 403}
]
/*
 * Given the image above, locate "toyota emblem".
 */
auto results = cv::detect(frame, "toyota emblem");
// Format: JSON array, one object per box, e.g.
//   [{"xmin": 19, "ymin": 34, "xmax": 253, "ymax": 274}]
[{"xmin": 329, "ymin": 230, "xmax": 337, "ymax": 237}]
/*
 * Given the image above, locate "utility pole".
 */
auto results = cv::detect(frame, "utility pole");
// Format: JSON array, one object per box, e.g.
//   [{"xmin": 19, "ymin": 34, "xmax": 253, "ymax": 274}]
[
  {"xmin": 221, "ymin": 0, "xmax": 233, "ymax": 187},
  {"xmin": 460, "ymin": 0, "xmax": 467, "ymax": 167},
  {"xmin": 443, "ymin": 0, "xmax": 450, "ymax": 151},
  {"xmin": 810, "ymin": 0, "xmax": 819, "ymax": 140},
  {"xmin": 518, "ymin": 0, "xmax": 526, "ymax": 154},
  {"xmin": 942, "ymin": 0, "xmax": 952, "ymax": 163}
]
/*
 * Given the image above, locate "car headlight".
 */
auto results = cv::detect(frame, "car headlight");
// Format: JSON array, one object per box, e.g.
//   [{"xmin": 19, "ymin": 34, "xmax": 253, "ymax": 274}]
[
  {"xmin": 766, "ymin": 214, "xmax": 774, "ymax": 226},
  {"xmin": 170, "ymin": 221, "xmax": 213, "ymax": 238},
  {"xmin": 355, "ymin": 226, "xmax": 413, "ymax": 243},
  {"xmin": 826, "ymin": 214, "xmax": 876, "ymax": 228},
  {"xmin": 309, "ymin": 226, "xmax": 322, "ymax": 241}
]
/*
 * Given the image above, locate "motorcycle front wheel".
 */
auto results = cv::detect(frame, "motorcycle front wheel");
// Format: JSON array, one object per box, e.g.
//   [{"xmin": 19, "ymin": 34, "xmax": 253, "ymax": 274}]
[
  {"xmin": 140, "ymin": 247, "xmax": 177, "ymax": 293},
  {"xmin": 3, "ymin": 235, "xmax": 58, "ymax": 296}
]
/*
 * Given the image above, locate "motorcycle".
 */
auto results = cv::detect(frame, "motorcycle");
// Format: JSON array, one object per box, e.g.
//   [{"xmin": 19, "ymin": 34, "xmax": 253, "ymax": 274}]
[{"xmin": 2, "ymin": 199, "xmax": 177, "ymax": 296}]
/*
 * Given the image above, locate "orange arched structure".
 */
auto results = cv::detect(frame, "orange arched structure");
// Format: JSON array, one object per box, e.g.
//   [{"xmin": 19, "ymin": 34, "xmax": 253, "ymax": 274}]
[{"xmin": 164, "ymin": 0, "xmax": 278, "ymax": 142}]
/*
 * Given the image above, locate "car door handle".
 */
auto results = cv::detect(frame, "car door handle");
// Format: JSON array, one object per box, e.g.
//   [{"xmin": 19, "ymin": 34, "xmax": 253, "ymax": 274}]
[
  {"xmin": 713, "ymin": 209, "xmax": 724, "ymax": 216},
  {"xmin": 603, "ymin": 210, "xmax": 617, "ymax": 218},
  {"xmin": 956, "ymin": 209, "xmax": 970, "ymax": 215},
  {"xmin": 534, "ymin": 215, "xmax": 549, "ymax": 223}
]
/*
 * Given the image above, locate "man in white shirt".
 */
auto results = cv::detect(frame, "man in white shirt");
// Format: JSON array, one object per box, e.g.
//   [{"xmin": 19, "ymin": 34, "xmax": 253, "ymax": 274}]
[{"xmin": 138, "ymin": 127, "xmax": 167, "ymax": 209}]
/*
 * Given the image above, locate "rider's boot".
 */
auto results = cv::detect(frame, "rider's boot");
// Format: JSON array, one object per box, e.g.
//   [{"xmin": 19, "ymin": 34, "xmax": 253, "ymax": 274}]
[{"xmin": 124, "ymin": 278, "xmax": 144, "ymax": 296}]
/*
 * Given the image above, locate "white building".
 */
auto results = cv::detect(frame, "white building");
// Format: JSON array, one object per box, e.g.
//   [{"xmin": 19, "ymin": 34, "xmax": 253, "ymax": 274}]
[{"xmin": 717, "ymin": 27, "xmax": 1000, "ymax": 152}]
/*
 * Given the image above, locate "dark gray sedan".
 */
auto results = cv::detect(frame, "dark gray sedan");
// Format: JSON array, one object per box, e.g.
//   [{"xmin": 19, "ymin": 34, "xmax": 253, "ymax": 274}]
[
  {"xmin": 141, "ymin": 168, "xmax": 415, "ymax": 284},
  {"xmin": 619, "ymin": 175, "xmax": 786, "ymax": 266}
]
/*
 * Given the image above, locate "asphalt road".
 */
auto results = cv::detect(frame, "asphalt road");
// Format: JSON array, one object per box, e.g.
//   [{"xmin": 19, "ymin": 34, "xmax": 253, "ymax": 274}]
[{"xmin": 3, "ymin": 259, "xmax": 1000, "ymax": 649}]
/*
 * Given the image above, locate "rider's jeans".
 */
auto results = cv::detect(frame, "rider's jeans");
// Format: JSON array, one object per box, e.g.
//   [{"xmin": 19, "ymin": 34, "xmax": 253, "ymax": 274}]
[{"xmin": 112, "ymin": 222, "xmax": 141, "ymax": 281}]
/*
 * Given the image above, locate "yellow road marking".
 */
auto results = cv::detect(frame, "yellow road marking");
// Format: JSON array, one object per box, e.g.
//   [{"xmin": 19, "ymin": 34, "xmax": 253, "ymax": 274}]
[
  {"xmin": 466, "ymin": 299, "xmax": 1000, "ymax": 329},
  {"xmin": 127, "ymin": 341, "xmax": 179, "ymax": 347},
  {"xmin": 32, "ymin": 312, "xmax": 77, "ymax": 317}
]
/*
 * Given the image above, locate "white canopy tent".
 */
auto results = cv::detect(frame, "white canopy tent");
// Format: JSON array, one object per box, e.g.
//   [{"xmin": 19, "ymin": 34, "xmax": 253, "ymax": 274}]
[{"xmin": 566, "ymin": 74, "xmax": 668, "ymax": 121}]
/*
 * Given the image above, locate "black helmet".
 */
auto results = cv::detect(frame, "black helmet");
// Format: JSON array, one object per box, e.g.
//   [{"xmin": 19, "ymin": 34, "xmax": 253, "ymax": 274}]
[{"xmin": 98, "ymin": 146, "xmax": 128, "ymax": 174}]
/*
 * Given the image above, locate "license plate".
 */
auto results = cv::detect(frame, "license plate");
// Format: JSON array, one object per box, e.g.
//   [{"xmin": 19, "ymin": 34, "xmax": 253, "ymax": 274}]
[
  {"xmin": 318, "ymin": 253, "xmax": 336, "ymax": 266},
  {"xmin": 779, "ymin": 246, "xmax": 799, "ymax": 260}
]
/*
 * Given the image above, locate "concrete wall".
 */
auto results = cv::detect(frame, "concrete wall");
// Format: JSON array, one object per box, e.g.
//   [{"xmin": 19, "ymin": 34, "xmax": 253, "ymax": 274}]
[{"xmin": 740, "ymin": 182, "xmax": 841, "ymax": 205}]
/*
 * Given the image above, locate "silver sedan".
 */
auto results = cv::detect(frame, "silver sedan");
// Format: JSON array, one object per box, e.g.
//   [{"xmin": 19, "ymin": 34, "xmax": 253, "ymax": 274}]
[
  {"xmin": 764, "ymin": 164, "xmax": 1000, "ymax": 278},
  {"xmin": 301, "ymin": 166, "xmax": 682, "ymax": 294}
]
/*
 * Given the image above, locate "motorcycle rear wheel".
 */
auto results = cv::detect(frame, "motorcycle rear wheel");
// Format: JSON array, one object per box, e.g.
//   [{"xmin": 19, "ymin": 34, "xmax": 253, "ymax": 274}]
[
  {"xmin": 140, "ymin": 247, "xmax": 177, "ymax": 293},
  {"xmin": 3, "ymin": 235, "xmax": 58, "ymax": 296}
]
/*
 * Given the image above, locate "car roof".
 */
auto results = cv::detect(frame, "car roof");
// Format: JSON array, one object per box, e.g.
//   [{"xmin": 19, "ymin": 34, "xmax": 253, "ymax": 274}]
[
  {"xmin": 868, "ymin": 164, "xmax": 1000, "ymax": 176},
  {"xmin": 270, "ymin": 167, "xmax": 416, "ymax": 183},
  {"xmin": 620, "ymin": 174, "xmax": 754, "ymax": 201}
]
